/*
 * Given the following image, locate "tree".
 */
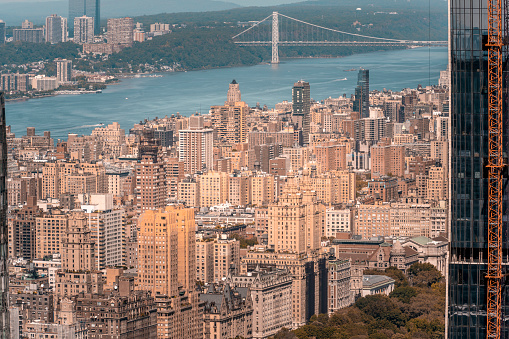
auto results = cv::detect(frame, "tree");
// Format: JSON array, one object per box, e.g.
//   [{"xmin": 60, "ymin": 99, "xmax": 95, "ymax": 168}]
[
  {"xmin": 407, "ymin": 263, "xmax": 443, "ymax": 287},
  {"xmin": 390, "ymin": 286, "xmax": 418, "ymax": 303}
]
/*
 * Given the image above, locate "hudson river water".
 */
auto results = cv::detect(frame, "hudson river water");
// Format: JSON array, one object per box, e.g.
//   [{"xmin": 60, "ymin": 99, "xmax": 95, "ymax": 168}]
[{"xmin": 6, "ymin": 47, "xmax": 447, "ymax": 140}]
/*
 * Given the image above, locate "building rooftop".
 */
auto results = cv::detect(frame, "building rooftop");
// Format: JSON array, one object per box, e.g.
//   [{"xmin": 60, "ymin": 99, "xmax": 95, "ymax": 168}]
[{"xmin": 362, "ymin": 275, "xmax": 395, "ymax": 289}]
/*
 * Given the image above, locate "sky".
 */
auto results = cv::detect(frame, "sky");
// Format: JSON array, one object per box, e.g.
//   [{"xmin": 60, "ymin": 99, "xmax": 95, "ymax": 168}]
[{"xmin": 0, "ymin": 0, "xmax": 302, "ymax": 3}]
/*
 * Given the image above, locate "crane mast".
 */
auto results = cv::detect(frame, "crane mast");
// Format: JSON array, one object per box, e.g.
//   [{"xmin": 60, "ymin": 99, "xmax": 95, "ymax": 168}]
[{"xmin": 486, "ymin": 0, "xmax": 504, "ymax": 336}]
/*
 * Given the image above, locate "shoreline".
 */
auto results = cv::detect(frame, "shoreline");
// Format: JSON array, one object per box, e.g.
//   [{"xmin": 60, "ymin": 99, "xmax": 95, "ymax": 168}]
[{"xmin": 5, "ymin": 46, "xmax": 442, "ymax": 104}]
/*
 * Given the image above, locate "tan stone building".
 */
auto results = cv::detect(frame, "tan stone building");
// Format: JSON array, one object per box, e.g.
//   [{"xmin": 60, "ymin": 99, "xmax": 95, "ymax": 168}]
[
  {"xmin": 240, "ymin": 250, "xmax": 328, "ymax": 328},
  {"xmin": 199, "ymin": 171, "xmax": 229, "ymax": 208},
  {"xmin": 371, "ymin": 144, "xmax": 405, "ymax": 177},
  {"xmin": 230, "ymin": 269, "xmax": 292, "ymax": 338},
  {"xmin": 213, "ymin": 234, "xmax": 240, "ymax": 283},
  {"xmin": 268, "ymin": 188, "xmax": 323, "ymax": 253},
  {"xmin": 137, "ymin": 206, "xmax": 203, "ymax": 338},
  {"xmin": 196, "ymin": 239, "xmax": 214, "ymax": 283},
  {"xmin": 251, "ymin": 173, "xmax": 275, "ymax": 206},
  {"xmin": 179, "ymin": 115, "xmax": 214, "ymax": 175},
  {"xmin": 178, "ymin": 177, "xmax": 200, "ymax": 207},
  {"xmin": 200, "ymin": 283, "xmax": 253, "ymax": 339},
  {"xmin": 36, "ymin": 209, "xmax": 68, "ymax": 259},
  {"xmin": 327, "ymin": 259, "xmax": 354, "ymax": 313}
]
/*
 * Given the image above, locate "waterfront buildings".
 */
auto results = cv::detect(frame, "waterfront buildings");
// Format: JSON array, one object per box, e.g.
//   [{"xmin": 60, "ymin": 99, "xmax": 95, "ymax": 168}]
[
  {"xmin": 45, "ymin": 15, "xmax": 67, "ymax": 43},
  {"xmin": 107, "ymin": 17, "xmax": 134, "ymax": 46},
  {"xmin": 13, "ymin": 25, "xmax": 44, "ymax": 43},
  {"xmin": 56, "ymin": 59, "xmax": 72, "ymax": 84},
  {"xmin": 69, "ymin": 0, "xmax": 100, "ymax": 35}
]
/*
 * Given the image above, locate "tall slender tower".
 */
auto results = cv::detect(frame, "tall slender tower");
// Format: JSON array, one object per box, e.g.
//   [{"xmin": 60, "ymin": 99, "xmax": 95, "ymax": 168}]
[
  {"xmin": 353, "ymin": 69, "xmax": 369, "ymax": 118},
  {"xmin": 0, "ymin": 92, "xmax": 9, "ymax": 338},
  {"xmin": 447, "ymin": 1, "xmax": 509, "ymax": 337},
  {"xmin": 292, "ymin": 81, "xmax": 311, "ymax": 145},
  {"xmin": 69, "ymin": 0, "xmax": 100, "ymax": 35}
]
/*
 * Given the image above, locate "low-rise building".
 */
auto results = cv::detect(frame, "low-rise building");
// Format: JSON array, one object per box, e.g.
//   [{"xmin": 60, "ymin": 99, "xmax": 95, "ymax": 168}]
[{"xmin": 361, "ymin": 275, "xmax": 395, "ymax": 297}]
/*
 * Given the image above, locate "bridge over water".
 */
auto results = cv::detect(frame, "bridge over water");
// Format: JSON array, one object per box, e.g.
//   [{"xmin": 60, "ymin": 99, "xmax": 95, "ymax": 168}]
[{"xmin": 233, "ymin": 12, "xmax": 447, "ymax": 64}]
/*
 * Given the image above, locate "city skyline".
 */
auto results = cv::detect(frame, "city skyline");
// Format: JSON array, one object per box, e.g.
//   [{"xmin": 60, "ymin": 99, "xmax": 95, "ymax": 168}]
[{"xmin": 0, "ymin": 0, "xmax": 456, "ymax": 338}]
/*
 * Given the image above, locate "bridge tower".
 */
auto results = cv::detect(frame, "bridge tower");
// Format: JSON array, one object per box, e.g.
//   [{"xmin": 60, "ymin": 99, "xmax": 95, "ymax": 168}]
[{"xmin": 272, "ymin": 11, "xmax": 279, "ymax": 64}]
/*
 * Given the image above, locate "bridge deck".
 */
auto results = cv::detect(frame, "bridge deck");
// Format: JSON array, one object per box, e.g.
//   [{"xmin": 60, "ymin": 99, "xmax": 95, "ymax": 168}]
[{"xmin": 234, "ymin": 41, "xmax": 448, "ymax": 47}]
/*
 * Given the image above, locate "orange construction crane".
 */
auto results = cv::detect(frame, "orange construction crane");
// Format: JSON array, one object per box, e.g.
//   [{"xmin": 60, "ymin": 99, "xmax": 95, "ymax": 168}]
[{"xmin": 486, "ymin": 0, "xmax": 504, "ymax": 337}]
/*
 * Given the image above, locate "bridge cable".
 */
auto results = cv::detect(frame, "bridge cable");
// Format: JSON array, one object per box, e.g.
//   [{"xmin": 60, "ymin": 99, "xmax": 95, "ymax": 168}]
[{"xmin": 278, "ymin": 13, "xmax": 406, "ymax": 42}]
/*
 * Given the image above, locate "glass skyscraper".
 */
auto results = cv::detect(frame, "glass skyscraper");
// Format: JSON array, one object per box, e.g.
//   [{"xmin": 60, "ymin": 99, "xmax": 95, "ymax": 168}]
[
  {"xmin": 353, "ymin": 69, "xmax": 369, "ymax": 119},
  {"xmin": 448, "ymin": 0, "xmax": 509, "ymax": 337},
  {"xmin": 292, "ymin": 80, "xmax": 311, "ymax": 145},
  {"xmin": 0, "ymin": 93, "xmax": 9, "ymax": 338},
  {"xmin": 69, "ymin": 0, "xmax": 100, "ymax": 35}
]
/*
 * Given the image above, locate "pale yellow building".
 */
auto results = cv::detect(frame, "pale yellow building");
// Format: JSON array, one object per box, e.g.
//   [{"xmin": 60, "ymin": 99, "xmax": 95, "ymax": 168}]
[
  {"xmin": 213, "ymin": 235, "xmax": 240, "ymax": 283},
  {"xmin": 268, "ymin": 188, "xmax": 324, "ymax": 253},
  {"xmin": 199, "ymin": 171, "xmax": 229, "ymax": 208},
  {"xmin": 251, "ymin": 173, "xmax": 275, "ymax": 206}
]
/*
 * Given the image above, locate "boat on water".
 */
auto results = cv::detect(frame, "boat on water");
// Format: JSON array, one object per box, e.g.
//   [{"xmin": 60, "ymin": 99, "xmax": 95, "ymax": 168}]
[{"xmin": 344, "ymin": 69, "xmax": 357, "ymax": 72}]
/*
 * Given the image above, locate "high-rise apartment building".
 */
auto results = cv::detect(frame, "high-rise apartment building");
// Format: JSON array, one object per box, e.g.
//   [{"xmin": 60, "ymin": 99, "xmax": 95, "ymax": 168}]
[
  {"xmin": 73, "ymin": 16, "xmax": 94, "ymax": 44},
  {"xmin": 447, "ymin": 1, "xmax": 509, "ymax": 337},
  {"xmin": 69, "ymin": 0, "xmax": 100, "ymax": 35},
  {"xmin": 268, "ymin": 188, "xmax": 323, "ymax": 253},
  {"xmin": 199, "ymin": 171, "xmax": 229, "ymax": 207},
  {"xmin": 107, "ymin": 17, "xmax": 134, "ymax": 46},
  {"xmin": 0, "ymin": 21, "xmax": 5, "ymax": 44},
  {"xmin": 292, "ymin": 81, "xmax": 311, "ymax": 144},
  {"xmin": 45, "ymin": 14, "xmax": 66, "ymax": 43},
  {"xmin": 82, "ymin": 194, "xmax": 125, "ymax": 269},
  {"xmin": 353, "ymin": 69, "xmax": 370, "ymax": 118},
  {"xmin": 210, "ymin": 81, "xmax": 249, "ymax": 144},
  {"xmin": 8, "ymin": 196, "xmax": 41, "ymax": 260},
  {"xmin": 179, "ymin": 115, "xmax": 213, "ymax": 174},
  {"xmin": 56, "ymin": 59, "xmax": 72, "ymax": 84},
  {"xmin": 226, "ymin": 79, "xmax": 241, "ymax": 103},
  {"xmin": 36, "ymin": 209, "xmax": 68, "ymax": 258},
  {"xmin": 136, "ymin": 130, "xmax": 167, "ymax": 212},
  {"xmin": 213, "ymin": 235, "xmax": 240, "ymax": 282},
  {"xmin": 137, "ymin": 206, "xmax": 196, "ymax": 296},
  {"xmin": 0, "ymin": 92, "xmax": 9, "ymax": 338}
]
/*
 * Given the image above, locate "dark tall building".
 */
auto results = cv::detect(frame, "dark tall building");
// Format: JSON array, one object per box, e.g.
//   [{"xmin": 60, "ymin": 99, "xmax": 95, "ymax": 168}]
[
  {"xmin": 0, "ymin": 92, "xmax": 9, "ymax": 338},
  {"xmin": 0, "ymin": 21, "xmax": 5, "ymax": 44},
  {"xmin": 69, "ymin": 0, "xmax": 100, "ymax": 35},
  {"xmin": 292, "ymin": 80, "xmax": 310, "ymax": 145},
  {"xmin": 353, "ymin": 69, "xmax": 369, "ymax": 118},
  {"xmin": 448, "ymin": 1, "xmax": 509, "ymax": 337}
]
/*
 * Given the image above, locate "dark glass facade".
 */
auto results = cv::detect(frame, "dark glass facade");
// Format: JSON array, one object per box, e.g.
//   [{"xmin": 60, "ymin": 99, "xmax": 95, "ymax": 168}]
[
  {"xmin": 353, "ymin": 69, "xmax": 369, "ymax": 118},
  {"xmin": 292, "ymin": 81, "xmax": 310, "ymax": 144},
  {"xmin": 0, "ymin": 93, "xmax": 9, "ymax": 338},
  {"xmin": 69, "ymin": 0, "xmax": 100, "ymax": 35},
  {"xmin": 0, "ymin": 21, "xmax": 5, "ymax": 44},
  {"xmin": 448, "ymin": 0, "xmax": 509, "ymax": 337}
]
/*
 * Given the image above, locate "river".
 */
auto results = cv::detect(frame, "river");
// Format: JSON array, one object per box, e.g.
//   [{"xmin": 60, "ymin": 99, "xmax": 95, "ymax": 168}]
[{"xmin": 6, "ymin": 47, "xmax": 447, "ymax": 140}]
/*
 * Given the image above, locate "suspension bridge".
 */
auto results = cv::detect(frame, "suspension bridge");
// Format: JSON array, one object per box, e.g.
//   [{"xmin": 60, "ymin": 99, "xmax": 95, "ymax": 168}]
[{"xmin": 232, "ymin": 12, "xmax": 448, "ymax": 64}]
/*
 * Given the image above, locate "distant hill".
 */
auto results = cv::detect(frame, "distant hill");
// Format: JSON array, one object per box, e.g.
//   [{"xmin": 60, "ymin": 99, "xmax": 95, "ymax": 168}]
[{"xmin": 0, "ymin": 0, "xmax": 241, "ymax": 26}]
